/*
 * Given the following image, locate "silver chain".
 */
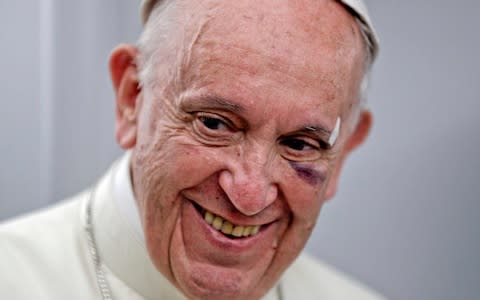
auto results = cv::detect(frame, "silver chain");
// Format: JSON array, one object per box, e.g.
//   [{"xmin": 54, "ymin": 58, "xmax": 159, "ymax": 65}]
[{"xmin": 85, "ymin": 189, "xmax": 114, "ymax": 300}]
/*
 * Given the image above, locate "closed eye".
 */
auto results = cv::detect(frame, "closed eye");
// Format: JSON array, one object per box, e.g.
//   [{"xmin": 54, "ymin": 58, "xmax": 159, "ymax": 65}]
[
  {"xmin": 279, "ymin": 136, "xmax": 329, "ymax": 161},
  {"xmin": 280, "ymin": 138, "xmax": 317, "ymax": 151}
]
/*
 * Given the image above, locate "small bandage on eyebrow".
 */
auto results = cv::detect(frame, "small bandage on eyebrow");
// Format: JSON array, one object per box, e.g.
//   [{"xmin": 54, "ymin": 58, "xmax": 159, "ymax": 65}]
[{"xmin": 328, "ymin": 117, "xmax": 341, "ymax": 147}]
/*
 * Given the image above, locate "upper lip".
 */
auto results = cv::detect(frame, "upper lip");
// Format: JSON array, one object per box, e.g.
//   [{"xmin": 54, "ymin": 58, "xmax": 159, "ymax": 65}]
[{"xmin": 184, "ymin": 194, "xmax": 279, "ymax": 227}]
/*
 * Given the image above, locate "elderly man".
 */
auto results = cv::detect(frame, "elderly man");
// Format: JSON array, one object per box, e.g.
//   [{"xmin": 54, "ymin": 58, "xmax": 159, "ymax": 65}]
[{"xmin": 1, "ymin": 0, "xmax": 381, "ymax": 299}]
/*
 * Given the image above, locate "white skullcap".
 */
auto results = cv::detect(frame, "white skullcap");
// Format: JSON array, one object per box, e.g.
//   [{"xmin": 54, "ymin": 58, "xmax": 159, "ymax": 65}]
[{"xmin": 140, "ymin": 0, "xmax": 379, "ymax": 61}]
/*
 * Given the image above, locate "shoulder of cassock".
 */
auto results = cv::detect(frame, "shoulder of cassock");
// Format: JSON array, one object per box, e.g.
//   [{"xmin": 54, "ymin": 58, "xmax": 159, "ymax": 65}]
[
  {"xmin": 0, "ymin": 191, "xmax": 100, "ymax": 299},
  {"xmin": 0, "ymin": 192, "xmax": 385, "ymax": 300},
  {"xmin": 282, "ymin": 253, "xmax": 386, "ymax": 300}
]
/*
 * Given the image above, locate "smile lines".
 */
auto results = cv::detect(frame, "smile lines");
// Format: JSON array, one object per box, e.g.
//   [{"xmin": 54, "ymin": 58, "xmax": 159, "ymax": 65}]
[{"xmin": 204, "ymin": 211, "xmax": 261, "ymax": 238}]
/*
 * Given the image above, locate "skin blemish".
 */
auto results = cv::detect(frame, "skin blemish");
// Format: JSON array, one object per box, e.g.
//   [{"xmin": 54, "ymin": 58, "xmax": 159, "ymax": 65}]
[{"xmin": 289, "ymin": 162, "xmax": 326, "ymax": 186}]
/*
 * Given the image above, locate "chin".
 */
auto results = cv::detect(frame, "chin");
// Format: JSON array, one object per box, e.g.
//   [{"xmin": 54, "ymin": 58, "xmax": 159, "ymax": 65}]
[
  {"xmin": 166, "ymin": 212, "xmax": 275, "ymax": 300},
  {"xmin": 175, "ymin": 263, "xmax": 259, "ymax": 300}
]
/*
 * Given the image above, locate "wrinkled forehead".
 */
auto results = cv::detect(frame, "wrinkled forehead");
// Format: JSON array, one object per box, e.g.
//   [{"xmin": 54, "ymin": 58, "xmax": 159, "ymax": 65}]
[
  {"xmin": 141, "ymin": 0, "xmax": 378, "ymax": 61},
  {"xmin": 179, "ymin": 0, "xmax": 365, "ymax": 88},
  {"xmin": 152, "ymin": 0, "xmax": 366, "ymax": 81},
  {"xmin": 190, "ymin": 0, "xmax": 362, "ymax": 53}
]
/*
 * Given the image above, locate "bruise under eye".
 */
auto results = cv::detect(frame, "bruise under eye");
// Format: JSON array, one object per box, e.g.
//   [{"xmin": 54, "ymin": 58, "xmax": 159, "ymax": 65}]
[{"xmin": 289, "ymin": 162, "xmax": 326, "ymax": 186}]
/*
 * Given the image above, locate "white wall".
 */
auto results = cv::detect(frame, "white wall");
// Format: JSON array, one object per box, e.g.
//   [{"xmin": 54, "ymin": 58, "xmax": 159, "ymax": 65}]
[
  {"xmin": 0, "ymin": 0, "xmax": 140, "ymax": 218},
  {"xmin": 0, "ymin": 1, "xmax": 49, "ymax": 217},
  {"xmin": 1, "ymin": 1, "xmax": 479, "ymax": 300}
]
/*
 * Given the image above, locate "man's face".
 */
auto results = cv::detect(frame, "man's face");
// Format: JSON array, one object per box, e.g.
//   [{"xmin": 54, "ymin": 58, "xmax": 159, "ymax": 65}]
[{"xmin": 123, "ymin": 0, "xmax": 365, "ymax": 299}]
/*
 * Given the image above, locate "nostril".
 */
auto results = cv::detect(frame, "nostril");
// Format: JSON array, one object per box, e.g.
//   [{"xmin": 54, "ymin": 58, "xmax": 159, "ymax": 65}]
[
  {"xmin": 224, "ymin": 185, "xmax": 273, "ymax": 216},
  {"xmin": 218, "ymin": 163, "xmax": 277, "ymax": 216}
]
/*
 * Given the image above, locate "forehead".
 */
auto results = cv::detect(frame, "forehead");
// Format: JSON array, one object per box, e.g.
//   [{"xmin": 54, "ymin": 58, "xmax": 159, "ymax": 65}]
[
  {"xmin": 166, "ymin": 0, "xmax": 364, "ymax": 118},
  {"xmin": 187, "ymin": 0, "xmax": 361, "ymax": 54},
  {"xmin": 180, "ymin": 1, "xmax": 363, "ymax": 65}
]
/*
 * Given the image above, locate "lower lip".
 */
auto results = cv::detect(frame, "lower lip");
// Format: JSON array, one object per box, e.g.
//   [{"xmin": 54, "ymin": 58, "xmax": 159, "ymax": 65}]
[{"xmin": 184, "ymin": 199, "xmax": 275, "ymax": 253}]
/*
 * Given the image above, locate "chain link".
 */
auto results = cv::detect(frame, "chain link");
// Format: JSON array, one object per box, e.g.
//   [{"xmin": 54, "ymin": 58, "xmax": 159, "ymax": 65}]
[{"xmin": 85, "ymin": 189, "xmax": 114, "ymax": 300}]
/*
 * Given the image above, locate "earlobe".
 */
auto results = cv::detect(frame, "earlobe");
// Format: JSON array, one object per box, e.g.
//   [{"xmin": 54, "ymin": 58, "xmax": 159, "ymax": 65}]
[
  {"xmin": 109, "ymin": 44, "xmax": 142, "ymax": 149},
  {"xmin": 324, "ymin": 110, "xmax": 373, "ymax": 200}
]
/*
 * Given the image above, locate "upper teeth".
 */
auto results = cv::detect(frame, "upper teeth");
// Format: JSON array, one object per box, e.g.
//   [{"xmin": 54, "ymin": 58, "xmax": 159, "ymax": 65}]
[{"xmin": 204, "ymin": 211, "xmax": 260, "ymax": 237}]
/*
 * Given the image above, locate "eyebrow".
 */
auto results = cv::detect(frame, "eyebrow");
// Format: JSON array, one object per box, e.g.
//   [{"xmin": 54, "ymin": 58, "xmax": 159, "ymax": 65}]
[
  {"xmin": 293, "ymin": 124, "xmax": 336, "ymax": 149},
  {"xmin": 300, "ymin": 125, "xmax": 332, "ymax": 140},
  {"xmin": 303, "ymin": 125, "xmax": 331, "ymax": 136},
  {"xmin": 180, "ymin": 94, "xmax": 245, "ymax": 113}
]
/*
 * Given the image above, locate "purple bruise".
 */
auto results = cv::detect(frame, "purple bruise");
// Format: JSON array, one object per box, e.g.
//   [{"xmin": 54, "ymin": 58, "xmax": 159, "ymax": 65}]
[{"xmin": 289, "ymin": 162, "xmax": 326, "ymax": 186}]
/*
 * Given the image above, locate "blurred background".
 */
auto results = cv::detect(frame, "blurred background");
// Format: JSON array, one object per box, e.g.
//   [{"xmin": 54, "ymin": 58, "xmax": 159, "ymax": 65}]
[{"xmin": 1, "ymin": 1, "xmax": 479, "ymax": 299}]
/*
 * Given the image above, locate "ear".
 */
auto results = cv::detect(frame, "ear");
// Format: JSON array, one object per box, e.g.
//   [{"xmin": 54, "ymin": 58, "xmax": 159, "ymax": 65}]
[
  {"xmin": 109, "ymin": 44, "xmax": 142, "ymax": 149},
  {"xmin": 324, "ymin": 110, "xmax": 372, "ymax": 200}
]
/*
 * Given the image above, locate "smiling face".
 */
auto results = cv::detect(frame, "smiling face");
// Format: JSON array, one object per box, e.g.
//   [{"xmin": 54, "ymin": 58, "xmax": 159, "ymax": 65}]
[{"xmin": 110, "ymin": 0, "xmax": 370, "ymax": 299}]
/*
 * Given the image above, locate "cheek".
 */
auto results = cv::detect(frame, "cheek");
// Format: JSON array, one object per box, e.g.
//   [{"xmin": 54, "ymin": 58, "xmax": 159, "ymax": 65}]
[
  {"xmin": 135, "ymin": 144, "xmax": 224, "ymax": 278},
  {"xmin": 288, "ymin": 161, "xmax": 327, "ymax": 186},
  {"xmin": 282, "ymin": 162, "xmax": 329, "ymax": 223},
  {"xmin": 168, "ymin": 144, "xmax": 227, "ymax": 185}
]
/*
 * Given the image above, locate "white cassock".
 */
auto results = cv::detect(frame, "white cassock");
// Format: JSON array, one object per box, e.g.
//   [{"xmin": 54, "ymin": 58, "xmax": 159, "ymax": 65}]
[{"xmin": 0, "ymin": 153, "xmax": 384, "ymax": 300}]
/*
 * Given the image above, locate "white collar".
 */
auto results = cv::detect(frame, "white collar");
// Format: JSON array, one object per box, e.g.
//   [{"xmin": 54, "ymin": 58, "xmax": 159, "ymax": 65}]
[{"xmin": 113, "ymin": 151, "xmax": 145, "ymax": 244}]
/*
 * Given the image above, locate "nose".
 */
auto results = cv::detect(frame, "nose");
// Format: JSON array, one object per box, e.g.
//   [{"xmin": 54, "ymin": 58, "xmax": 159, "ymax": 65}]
[{"xmin": 218, "ymin": 146, "xmax": 278, "ymax": 216}]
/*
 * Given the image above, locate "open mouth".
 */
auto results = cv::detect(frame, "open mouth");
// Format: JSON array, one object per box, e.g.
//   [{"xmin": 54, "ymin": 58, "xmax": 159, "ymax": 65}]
[{"xmin": 192, "ymin": 202, "xmax": 262, "ymax": 239}]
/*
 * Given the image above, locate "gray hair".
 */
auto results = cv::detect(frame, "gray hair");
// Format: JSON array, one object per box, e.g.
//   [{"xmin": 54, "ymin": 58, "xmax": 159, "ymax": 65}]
[
  {"xmin": 136, "ymin": 0, "xmax": 177, "ymax": 91},
  {"xmin": 356, "ymin": 19, "xmax": 374, "ymax": 108}
]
